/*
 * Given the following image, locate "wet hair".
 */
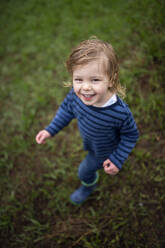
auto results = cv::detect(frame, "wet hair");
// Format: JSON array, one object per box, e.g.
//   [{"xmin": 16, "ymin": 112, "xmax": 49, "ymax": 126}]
[{"xmin": 66, "ymin": 38, "xmax": 125, "ymax": 98}]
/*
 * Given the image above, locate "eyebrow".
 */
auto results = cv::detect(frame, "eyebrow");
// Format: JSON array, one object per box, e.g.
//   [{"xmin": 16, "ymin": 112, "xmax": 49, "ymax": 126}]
[
  {"xmin": 73, "ymin": 75, "xmax": 103, "ymax": 78},
  {"xmin": 73, "ymin": 75, "xmax": 82, "ymax": 77}
]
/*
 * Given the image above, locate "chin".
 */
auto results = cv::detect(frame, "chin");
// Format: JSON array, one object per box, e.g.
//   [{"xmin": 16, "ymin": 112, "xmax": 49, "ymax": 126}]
[{"xmin": 82, "ymin": 100, "xmax": 92, "ymax": 105}]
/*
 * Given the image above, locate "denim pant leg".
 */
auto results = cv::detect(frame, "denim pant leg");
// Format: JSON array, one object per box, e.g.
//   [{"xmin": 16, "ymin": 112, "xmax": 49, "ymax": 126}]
[{"xmin": 78, "ymin": 152, "xmax": 102, "ymax": 185}]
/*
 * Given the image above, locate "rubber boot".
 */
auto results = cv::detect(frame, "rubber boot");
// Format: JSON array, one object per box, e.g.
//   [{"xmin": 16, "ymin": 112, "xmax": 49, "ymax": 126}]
[{"xmin": 70, "ymin": 172, "xmax": 99, "ymax": 205}]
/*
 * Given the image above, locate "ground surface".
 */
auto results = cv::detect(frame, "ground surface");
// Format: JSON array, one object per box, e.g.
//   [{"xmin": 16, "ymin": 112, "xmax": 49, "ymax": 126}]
[{"xmin": 0, "ymin": 0, "xmax": 165, "ymax": 247}]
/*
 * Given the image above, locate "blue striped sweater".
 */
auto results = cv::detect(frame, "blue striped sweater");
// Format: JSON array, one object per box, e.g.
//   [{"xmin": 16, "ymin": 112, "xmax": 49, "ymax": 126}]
[{"xmin": 46, "ymin": 89, "xmax": 139, "ymax": 169}]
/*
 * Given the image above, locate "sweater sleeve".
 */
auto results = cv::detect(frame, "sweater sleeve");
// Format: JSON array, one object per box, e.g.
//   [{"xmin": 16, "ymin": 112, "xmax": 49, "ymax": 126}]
[
  {"xmin": 109, "ymin": 111, "xmax": 139, "ymax": 169},
  {"xmin": 45, "ymin": 89, "xmax": 75, "ymax": 136}
]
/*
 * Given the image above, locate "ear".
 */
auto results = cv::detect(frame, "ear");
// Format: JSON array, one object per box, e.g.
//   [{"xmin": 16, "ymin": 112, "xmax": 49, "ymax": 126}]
[
  {"xmin": 108, "ymin": 79, "xmax": 113, "ymax": 88},
  {"xmin": 108, "ymin": 72, "xmax": 117, "ymax": 88}
]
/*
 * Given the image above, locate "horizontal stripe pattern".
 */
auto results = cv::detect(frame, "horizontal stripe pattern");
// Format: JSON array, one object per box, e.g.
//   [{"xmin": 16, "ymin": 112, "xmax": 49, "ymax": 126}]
[{"xmin": 46, "ymin": 89, "xmax": 139, "ymax": 169}]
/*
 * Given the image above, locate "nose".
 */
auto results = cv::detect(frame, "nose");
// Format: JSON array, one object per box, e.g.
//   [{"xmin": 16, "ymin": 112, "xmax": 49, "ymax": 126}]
[{"xmin": 82, "ymin": 81, "xmax": 92, "ymax": 90}]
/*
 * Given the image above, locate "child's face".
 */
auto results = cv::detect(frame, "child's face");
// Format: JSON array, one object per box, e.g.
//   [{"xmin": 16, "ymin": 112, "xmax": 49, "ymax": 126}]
[{"xmin": 73, "ymin": 59, "xmax": 113, "ymax": 107}]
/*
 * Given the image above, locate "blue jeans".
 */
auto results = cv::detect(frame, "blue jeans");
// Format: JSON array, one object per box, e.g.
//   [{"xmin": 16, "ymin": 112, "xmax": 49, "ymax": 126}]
[{"xmin": 78, "ymin": 152, "xmax": 103, "ymax": 185}]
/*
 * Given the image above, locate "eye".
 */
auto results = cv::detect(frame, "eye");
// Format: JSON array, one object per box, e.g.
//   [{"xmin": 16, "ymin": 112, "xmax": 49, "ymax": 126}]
[
  {"xmin": 74, "ymin": 78, "xmax": 83, "ymax": 83},
  {"xmin": 92, "ymin": 78, "xmax": 101, "ymax": 83}
]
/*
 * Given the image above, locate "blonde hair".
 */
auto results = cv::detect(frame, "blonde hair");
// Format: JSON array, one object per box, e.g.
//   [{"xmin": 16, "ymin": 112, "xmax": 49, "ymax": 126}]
[{"xmin": 66, "ymin": 38, "xmax": 126, "ymax": 98}]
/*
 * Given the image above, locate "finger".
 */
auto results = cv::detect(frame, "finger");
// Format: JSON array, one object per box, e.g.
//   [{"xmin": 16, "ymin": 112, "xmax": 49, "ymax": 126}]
[
  {"xmin": 36, "ymin": 133, "xmax": 41, "ymax": 143},
  {"xmin": 103, "ymin": 162, "xmax": 111, "ymax": 168},
  {"xmin": 36, "ymin": 133, "xmax": 44, "ymax": 144},
  {"xmin": 39, "ymin": 136, "xmax": 45, "ymax": 144},
  {"xmin": 36, "ymin": 135, "xmax": 40, "ymax": 143},
  {"xmin": 104, "ymin": 167, "xmax": 117, "ymax": 175},
  {"xmin": 104, "ymin": 164, "xmax": 111, "ymax": 169},
  {"xmin": 104, "ymin": 167, "xmax": 113, "ymax": 173},
  {"xmin": 36, "ymin": 131, "xmax": 42, "ymax": 139},
  {"xmin": 106, "ymin": 163, "xmax": 111, "ymax": 167},
  {"xmin": 106, "ymin": 170, "xmax": 117, "ymax": 175}
]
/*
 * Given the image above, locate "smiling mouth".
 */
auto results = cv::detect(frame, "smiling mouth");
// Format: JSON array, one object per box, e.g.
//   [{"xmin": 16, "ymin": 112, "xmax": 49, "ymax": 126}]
[{"xmin": 81, "ymin": 93, "xmax": 96, "ymax": 101}]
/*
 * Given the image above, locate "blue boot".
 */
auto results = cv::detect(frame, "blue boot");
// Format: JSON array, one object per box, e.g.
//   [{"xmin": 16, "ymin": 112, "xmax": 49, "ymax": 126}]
[
  {"xmin": 70, "ymin": 184, "xmax": 97, "ymax": 205},
  {"xmin": 70, "ymin": 172, "xmax": 99, "ymax": 205}
]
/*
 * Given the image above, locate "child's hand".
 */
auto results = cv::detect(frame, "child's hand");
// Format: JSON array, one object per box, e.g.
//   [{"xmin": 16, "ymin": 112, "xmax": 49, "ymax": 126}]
[
  {"xmin": 36, "ymin": 130, "xmax": 51, "ymax": 144},
  {"xmin": 103, "ymin": 159, "xmax": 119, "ymax": 175}
]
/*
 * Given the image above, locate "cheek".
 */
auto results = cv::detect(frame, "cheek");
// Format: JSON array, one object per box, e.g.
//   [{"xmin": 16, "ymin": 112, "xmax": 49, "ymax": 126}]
[
  {"xmin": 73, "ymin": 83, "xmax": 81, "ymax": 93},
  {"xmin": 94, "ymin": 85, "xmax": 107, "ymax": 94}
]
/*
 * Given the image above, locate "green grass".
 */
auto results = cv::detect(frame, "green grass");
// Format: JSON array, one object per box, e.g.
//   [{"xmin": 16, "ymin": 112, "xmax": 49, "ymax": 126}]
[{"xmin": 0, "ymin": 0, "xmax": 165, "ymax": 247}]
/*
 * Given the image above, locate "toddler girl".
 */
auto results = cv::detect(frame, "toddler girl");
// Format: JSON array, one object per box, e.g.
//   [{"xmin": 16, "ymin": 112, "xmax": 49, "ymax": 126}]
[{"xmin": 36, "ymin": 38, "xmax": 139, "ymax": 205}]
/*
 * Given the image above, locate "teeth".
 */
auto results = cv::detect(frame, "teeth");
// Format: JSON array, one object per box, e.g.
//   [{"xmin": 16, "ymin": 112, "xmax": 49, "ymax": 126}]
[{"xmin": 83, "ymin": 94, "xmax": 94, "ymax": 97}]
